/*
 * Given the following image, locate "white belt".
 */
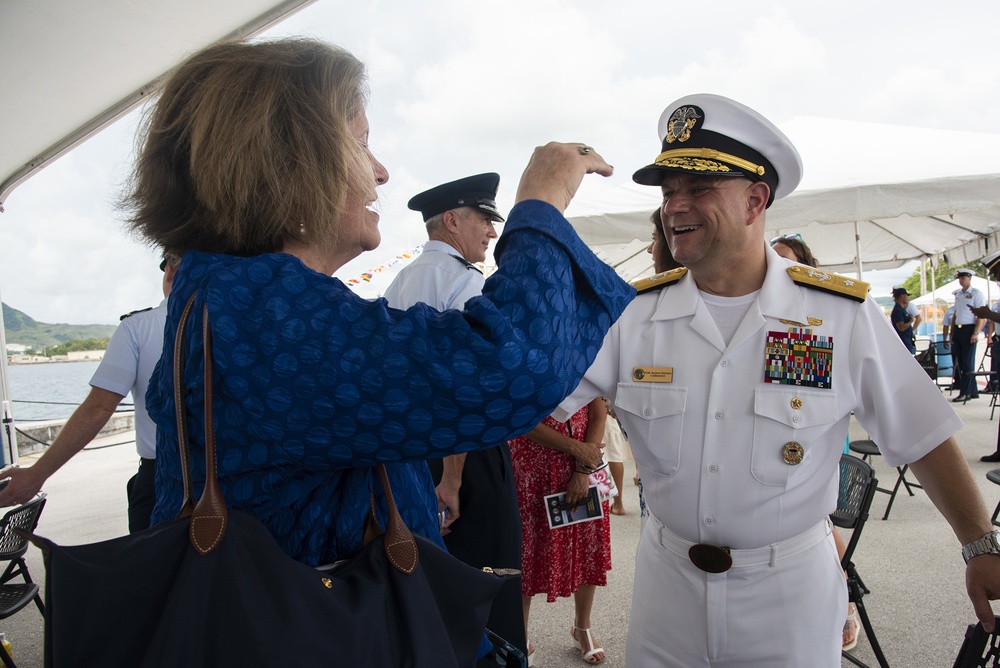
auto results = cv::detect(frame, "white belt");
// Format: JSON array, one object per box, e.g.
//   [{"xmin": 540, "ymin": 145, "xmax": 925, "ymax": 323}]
[{"xmin": 654, "ymin": 516, "xmax": 832, "ymax": 569}]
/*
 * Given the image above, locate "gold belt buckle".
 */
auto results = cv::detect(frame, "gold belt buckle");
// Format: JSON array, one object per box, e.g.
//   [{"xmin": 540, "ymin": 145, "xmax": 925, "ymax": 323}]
[{"xmin": 688, "ymin": 544, "xmax": 733, "ymax": 573}]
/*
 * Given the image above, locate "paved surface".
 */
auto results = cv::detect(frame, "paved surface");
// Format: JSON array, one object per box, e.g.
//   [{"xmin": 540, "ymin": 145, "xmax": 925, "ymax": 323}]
[{"xmin": 4, "ymin": 379, "xmax": 1000, "ymax": 666}]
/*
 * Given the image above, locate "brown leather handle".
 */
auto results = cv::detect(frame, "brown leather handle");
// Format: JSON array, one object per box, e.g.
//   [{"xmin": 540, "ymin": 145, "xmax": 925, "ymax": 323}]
[{"xmin": 172, "ymin": 294, "xmax": 418, "ymax": 571}]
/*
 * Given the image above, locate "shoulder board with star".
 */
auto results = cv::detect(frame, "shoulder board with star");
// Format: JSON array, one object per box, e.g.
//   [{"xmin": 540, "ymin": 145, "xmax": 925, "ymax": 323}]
[
  {"xmin": 119, "ymin": 306, "xmax": 154, "ymax": 321},
  {"xmin": 631, "ymin": 267, "xmax": 688, "ymax": 294},
  {"xmin": 786, "ymin": 266, "xmax": 869, "ymax": 303}
]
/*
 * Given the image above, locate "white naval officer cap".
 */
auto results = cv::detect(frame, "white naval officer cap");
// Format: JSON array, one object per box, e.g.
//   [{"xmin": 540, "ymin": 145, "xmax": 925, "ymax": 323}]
[
  {"xmin": 955, "ymin": 268, "xmax": 975, "ymax": 278},
  {"xmin": 981, "ymin": 250, "xmax": 1000, "ymax": 274},
  {"xmin": 632, "ymin": 93, "xmax": 803, "ymax": 207}
]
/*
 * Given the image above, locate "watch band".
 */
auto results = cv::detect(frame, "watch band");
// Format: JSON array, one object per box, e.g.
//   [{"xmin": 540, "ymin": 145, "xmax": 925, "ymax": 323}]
[{"xmin": 962, "ymin": 530, "xmax": 1000, "ymax": 563}]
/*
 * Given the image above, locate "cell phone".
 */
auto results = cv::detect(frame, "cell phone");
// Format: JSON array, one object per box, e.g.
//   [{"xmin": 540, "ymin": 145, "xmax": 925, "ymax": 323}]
[{"xmin": 484, "ymin": 629, "xmax": 527, "ymax": 668}]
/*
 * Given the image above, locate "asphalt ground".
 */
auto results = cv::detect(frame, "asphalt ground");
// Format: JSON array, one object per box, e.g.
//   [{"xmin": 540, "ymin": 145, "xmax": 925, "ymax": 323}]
[{"xmin": 3, "ymin": 374, "xmax": 999, "ymax": 666}]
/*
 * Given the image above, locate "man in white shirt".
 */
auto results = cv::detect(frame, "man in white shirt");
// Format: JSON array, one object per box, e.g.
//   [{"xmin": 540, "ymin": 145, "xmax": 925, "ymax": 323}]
[
  {"xmin": 952, "ymin": 268, "xmax": 987, "ymax": 402},
  {"xmin": 383, "ymin": 174, "xmax": 525, "ymax": 656},
  {"xmin": 0, "ymin": 255, "xmax": 177, "ymax": 532},
  {"xmin": 558, "ymin": 93, "xmax": 1000, "ymax": 666}
]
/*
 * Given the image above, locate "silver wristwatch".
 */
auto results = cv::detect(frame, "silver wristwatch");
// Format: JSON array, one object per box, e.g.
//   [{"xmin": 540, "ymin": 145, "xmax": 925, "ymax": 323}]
[{"xmin": 962, "ymin": 530, "xmax": 1000, "ymax": 563}]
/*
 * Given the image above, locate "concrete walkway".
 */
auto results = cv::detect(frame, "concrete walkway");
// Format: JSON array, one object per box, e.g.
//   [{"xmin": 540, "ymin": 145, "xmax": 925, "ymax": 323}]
[{"xmin": 4, "ymin": 382, "xmax": 1000, "ymax": 666}]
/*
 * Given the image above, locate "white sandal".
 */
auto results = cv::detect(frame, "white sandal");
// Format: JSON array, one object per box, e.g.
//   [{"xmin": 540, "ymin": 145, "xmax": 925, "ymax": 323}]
[
  {"xmin": 571, "ymin": 626, "xmax": 605, "ymax": 664},
  {"xmin": 843, "ymin": 605, "xmax": 860, "ymax": 651}
]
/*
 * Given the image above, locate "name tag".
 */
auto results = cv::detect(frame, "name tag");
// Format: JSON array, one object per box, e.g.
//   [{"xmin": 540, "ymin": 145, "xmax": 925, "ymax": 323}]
[{"xmin": 633, "ymin": 366, "xmax": 673, "ymax": 383}]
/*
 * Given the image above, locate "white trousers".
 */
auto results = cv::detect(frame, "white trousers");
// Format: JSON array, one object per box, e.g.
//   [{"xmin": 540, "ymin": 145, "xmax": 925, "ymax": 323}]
[{"xmin": 627, "ymin": 516, "xmax": 845, "ymax": 667}]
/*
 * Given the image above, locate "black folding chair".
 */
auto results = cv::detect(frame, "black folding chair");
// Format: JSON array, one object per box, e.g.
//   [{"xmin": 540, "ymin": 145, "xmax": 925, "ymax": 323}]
[
  {"xmin": 832, "ymin": 455, "xmax": 891, "ymax": 668},
  {"xmin": 953, "ymin": 617, "xmax": 1000, "ymax": 667},
  {"xmin": 848, "ymin": 439, "xmax": 923, "ymax": 520},
  {"xmin": 0, "ymin": 494, "xmax": 48, "ymax": 668}
]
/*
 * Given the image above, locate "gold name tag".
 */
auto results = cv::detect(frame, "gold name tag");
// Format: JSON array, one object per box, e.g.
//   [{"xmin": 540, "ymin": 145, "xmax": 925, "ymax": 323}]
[{"xmin": 633, "ymin": 366, "xmax": 673, "ymax": 383}]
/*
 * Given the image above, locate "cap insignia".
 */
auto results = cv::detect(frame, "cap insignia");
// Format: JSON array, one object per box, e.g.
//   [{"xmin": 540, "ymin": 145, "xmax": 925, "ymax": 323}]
[{"xmin": 665, "ymin": 106, "xmax": 701, "ymax": 144}]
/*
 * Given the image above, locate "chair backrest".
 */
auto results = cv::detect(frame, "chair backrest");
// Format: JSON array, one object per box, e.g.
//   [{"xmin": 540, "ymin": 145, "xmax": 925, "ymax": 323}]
[
  {"xmin": 953, "ymin": 617, "xmax": 1000, "ymax": 667},
  {"xmin": 0, "ymin": 494, "xmax": 47, "ymax": 560},
  {"xmin": 831, "ymin": 455, "xmax": 877, "ymax": 567}
]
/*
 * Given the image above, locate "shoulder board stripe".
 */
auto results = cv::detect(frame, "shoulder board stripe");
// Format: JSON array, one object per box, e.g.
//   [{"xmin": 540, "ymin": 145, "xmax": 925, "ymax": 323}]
[
  {"xmin": 786, "ymin": 266, "xmax": 869, "ymax": 302},
  {"xmin": 119, "ymin": 306, "xmax": 154, "ymax": 321},
  {"xmin": 631, "ymin": 267, "xmax": 688, "ymax": 294}
]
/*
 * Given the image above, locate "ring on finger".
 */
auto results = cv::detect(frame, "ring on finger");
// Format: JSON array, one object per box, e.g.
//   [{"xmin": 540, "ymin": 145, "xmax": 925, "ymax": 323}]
[{"xmin": 578, "ymin": 145, "xmax": 593, "ymax": 155}]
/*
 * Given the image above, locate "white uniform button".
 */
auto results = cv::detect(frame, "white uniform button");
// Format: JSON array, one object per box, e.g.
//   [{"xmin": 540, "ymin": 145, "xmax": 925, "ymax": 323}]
[
  {"xmin": 792, "ymin": 414, "xmax": 802, "ymax": 424},
  {"xmin": 704, "ymin": 517, "xmax": 714, "ymax": 525},
  {"xmin": 644, "ymin": 408, "xmax": 652, "ymax": 417},
  {"xmin": 708, "ymin": 464, "xmax": 718, "ymax": 473},
  {"xmin": 715, "ymin": 411, "xmax": 724, "ymax": 420},
  {"xmin": 720, "ymin": 359, "xmax": 729, "ymax": 367}
]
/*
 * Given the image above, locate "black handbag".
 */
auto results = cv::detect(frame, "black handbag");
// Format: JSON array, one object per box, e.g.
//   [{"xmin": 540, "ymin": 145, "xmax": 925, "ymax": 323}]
[{"xmin": 26, "ymin": 297, "xmax": 507, "ymax": 667}]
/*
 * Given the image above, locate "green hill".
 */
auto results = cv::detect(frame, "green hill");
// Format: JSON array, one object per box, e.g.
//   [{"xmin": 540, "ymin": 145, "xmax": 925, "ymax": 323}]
[{"xmin": 2, "ymin": 302, "xmax": 116, "ymax": 349}]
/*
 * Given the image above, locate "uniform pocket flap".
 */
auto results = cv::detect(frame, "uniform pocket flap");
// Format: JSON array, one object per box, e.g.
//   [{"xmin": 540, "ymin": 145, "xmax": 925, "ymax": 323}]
[
  {"xmin": 754, "ymin": 387, "xmax": 838, "ymax": 428},
  {"xmin": 616, "ymin": 383, "xmax": 688, "ymax": 420}
]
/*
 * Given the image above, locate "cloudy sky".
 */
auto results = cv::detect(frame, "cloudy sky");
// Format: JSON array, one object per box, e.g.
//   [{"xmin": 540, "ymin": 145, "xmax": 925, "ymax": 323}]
[{"xmin": 2, "ymin": 0, "xmax": 999, "ymax": 325}]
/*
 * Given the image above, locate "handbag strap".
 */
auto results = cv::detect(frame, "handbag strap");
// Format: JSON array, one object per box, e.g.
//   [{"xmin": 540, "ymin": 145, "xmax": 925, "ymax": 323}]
[{"xmin": 171, "ymin": 294, "xmax": 418, "ymax": 572}]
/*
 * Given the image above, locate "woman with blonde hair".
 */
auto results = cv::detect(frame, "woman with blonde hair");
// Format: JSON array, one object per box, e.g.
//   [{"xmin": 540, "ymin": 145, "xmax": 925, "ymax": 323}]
[{"xmin": 126, "ymin": 38, "xmax": 633, "ymax": 569}]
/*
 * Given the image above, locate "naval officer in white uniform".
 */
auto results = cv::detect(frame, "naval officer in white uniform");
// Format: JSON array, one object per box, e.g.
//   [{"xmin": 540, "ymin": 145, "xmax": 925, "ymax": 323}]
[{"xmin": 556, "ymin": 94, "xmax": 1000, "ymax": 666}]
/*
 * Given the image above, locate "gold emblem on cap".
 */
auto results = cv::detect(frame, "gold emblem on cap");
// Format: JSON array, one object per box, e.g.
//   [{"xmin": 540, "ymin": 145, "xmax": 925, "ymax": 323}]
[
  {"xmin": 781, "ymin": 442, "xmax": 804, "ymax": 465},
  {"xmin": 665, "ymin": 106, "xmax": 701, "ymax": 144},
  {"xmin": 790, "ymin": 397, "xmax": 803, "ymax": 410}
]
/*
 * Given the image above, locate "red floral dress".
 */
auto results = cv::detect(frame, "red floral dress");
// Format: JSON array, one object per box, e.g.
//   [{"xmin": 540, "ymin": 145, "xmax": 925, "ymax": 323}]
[{"xmin": 509, "ymin": 405, "xmax": 612, "ymax": 602}]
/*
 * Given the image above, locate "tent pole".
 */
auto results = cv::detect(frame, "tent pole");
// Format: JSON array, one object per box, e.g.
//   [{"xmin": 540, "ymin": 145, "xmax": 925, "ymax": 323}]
[
  {"xmin": 930, "ymin": 260, "xmax": 939, "ymax": 334},
  {"xmin": 854, "ymin": 221, "xmax": 864, "ymax": 281},
  {"xmin": 0, "ymin": 291, "xmax": 18, "ymax": 466}
]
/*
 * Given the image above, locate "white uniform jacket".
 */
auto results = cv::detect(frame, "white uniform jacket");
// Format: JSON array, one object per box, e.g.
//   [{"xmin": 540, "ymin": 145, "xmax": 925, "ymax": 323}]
[
  {"xmin": 557, "ymin": 247, "xmax": 962, "ymax": 549},
  {"xmin": 382, "ymin": 240, "xmax": 484, "ymax": 311},
  {"xmin": 90, "ymin": 299, "xmax": 167, "ymax": 460}
]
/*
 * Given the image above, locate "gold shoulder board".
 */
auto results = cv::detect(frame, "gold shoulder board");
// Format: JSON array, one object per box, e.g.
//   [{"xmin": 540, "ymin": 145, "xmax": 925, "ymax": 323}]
[
  {"xmin": 631, "ymin": 267, "xmax": 688, "ymax": 294},
  {"xmin": 786, "ymin": 266, "xmax": 869, "ymax": 303}
]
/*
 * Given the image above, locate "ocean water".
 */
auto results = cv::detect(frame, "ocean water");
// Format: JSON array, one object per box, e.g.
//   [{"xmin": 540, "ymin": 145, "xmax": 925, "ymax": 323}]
[{"xmin": 5, "ymin": 361, "xmax": 135, "ymax": 422}]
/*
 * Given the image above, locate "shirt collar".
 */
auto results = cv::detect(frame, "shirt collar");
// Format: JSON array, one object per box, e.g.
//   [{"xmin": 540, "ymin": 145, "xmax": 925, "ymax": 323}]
[{"xmin": 651, "ymin": 245, "xmax": 810, "ymax": 325}]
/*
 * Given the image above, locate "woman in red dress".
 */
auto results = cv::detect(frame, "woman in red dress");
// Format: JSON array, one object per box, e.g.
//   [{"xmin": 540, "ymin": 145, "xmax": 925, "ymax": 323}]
[{"xmin": 510, "ymin": 398, "xmax": 612, "ymax": 665}]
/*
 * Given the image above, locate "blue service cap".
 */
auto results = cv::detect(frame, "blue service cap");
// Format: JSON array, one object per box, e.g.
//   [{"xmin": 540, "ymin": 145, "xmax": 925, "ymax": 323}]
[{"xmin": 407, "ymin": 173, "xmax": 504, "ymax": 223}]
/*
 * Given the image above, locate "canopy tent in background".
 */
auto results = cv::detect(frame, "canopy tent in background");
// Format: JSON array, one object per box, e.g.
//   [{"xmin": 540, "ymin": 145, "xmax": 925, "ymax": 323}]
[
  {"xmin": 565, "ymin": 117, "xmax": 1000, "ymax": 283},
  {"xmin": 910, "ymin": 276, "xmax": 996, "ymax": 308}
]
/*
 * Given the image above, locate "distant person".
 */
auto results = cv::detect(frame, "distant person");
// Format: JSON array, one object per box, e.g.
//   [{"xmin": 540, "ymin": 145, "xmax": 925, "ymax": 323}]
[
  {"xmin": 891, "ymin": 286, "xmax": 918, "ymax": 354},
  {"xmin": 602, "ymin": 399, "xmax": 629, "ymax": 515},
  {"xmin": 382, "ymin": 173, "xmax": 525, "ymax": 656},
  {"xmin": 968, "ymin": 251, "xmax": 1000, "ymax": 461},
  {"xmin": 509, "ymin": 399, "xmax": 610, "ymax": 665},
  {"xmin": 952, "ymin": 268, "xmax": 986, "ymax": 402},
  {"xmin": 0, "ymin": 255, "xmax": 178, "ymax": 532},
  {"xmin": 770, "ymin": 232, "xmax": 817, "ymax": 266},
  {"xmin": 943, "ymin": 304, "xmax": 956, "ymax": 350},
  {"xmin": 647, "ymin": 208, "xmax": 682, "ymax": 273}
]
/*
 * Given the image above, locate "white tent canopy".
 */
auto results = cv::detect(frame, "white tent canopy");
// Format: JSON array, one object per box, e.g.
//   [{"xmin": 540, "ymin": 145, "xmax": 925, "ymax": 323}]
[
  {"xmin": 566, "ymin": 118, "xmax": 1000, "ymax": 282},
  {"xmin": 911, "ymin": 276, "xmax": 996, "ymax": 307},
  {"xmin": 0, "ymin": 0, "xmax": 316, "ymax": 210}
]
